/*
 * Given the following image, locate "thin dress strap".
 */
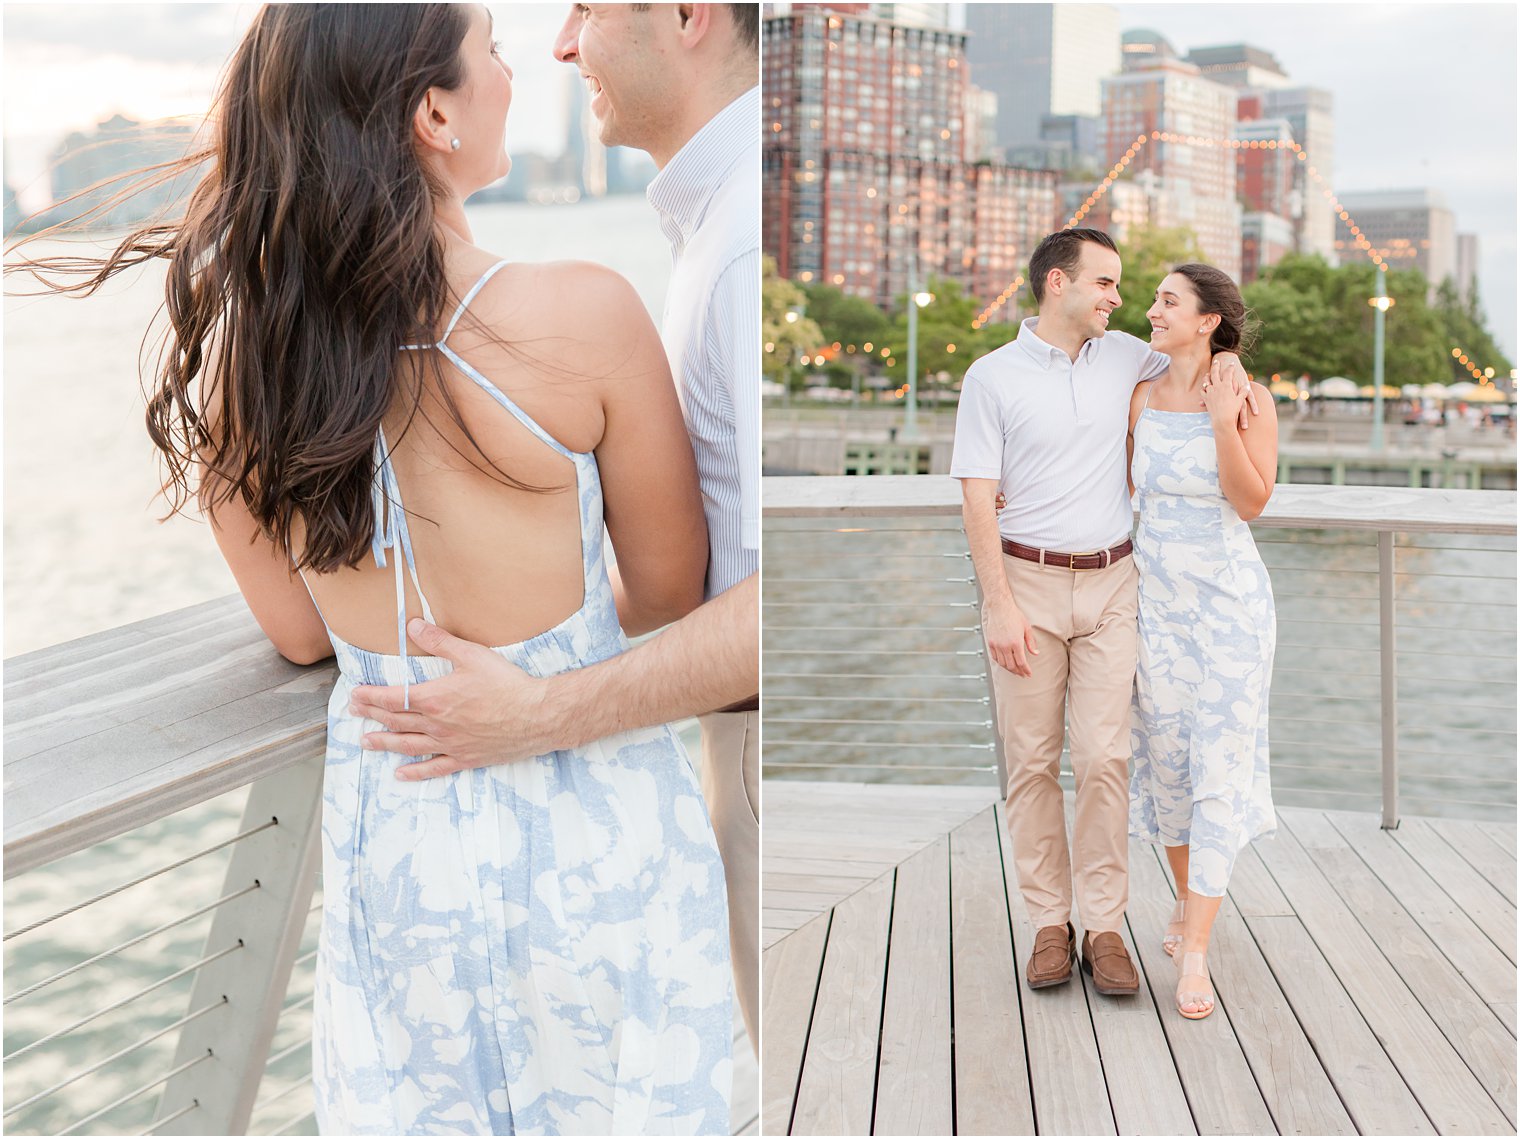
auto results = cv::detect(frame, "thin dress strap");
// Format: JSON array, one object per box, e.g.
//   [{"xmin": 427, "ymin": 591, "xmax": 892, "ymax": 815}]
[
  {"xmin": 1140, "ymin": 380, "xmax": 1155, "ymax": 411},
  {"xmin": 404, "ymin": 259, "xmax": 579, "ymax": 460},
  {"xmin": 371, "ymin": 426, "xmax": 435, "ymax": 709}
]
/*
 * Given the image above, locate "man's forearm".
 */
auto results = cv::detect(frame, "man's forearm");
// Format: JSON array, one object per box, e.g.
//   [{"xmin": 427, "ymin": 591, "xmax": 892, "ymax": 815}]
[
  {"xmin": 541, "ymin": 572, "xmax": 759, "ymax": 746},
  {"xmin": 962, "ymin": 493, "xmax": 1014, "ymax": 610}
]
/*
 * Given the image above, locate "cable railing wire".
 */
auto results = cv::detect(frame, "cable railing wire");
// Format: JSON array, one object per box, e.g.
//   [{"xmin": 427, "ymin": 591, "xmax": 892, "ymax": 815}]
[
  {"xmin": 3, "ymin": 818, "xmax": 277, "ymax": 941},
  {"xmin": 57, "ymin": 1049, "xmax": 212, "ymax": 1136},
  {"xmin": 3, "ymin": 997, "xmax": 228, "ymax": 1118},
  {"xmin": 135, "ymin": 1098, "xmax": 199, "ymax": 1135},
  {"xmin": 4, "ymin": 940, "xmax": 243, "ymax": 1063},
  {"xmin": 5, "ymin": 881, "xmax": 260, "ymax": 1005}
]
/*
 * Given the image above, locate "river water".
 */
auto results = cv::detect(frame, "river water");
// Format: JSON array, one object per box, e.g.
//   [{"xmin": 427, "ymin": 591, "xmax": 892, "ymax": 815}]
[{"xmin": 763, "ymin": 516, "xmax": 1517, "ymax": 823}]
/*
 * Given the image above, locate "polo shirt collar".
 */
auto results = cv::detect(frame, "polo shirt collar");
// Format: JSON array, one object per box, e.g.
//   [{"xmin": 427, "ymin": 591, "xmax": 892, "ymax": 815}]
[
  {"xmin": 647, "ymin": 85, "xmax": 759, "ymax": 248},
  {"xmin": 1016, "ymin": 317, "xmax": 1102, "ymax": 369}
]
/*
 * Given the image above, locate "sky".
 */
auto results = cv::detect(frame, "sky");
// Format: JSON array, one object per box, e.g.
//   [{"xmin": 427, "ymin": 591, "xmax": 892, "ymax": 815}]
[
  {"xmin": 3, "ymin": 4, "xmax": 580, "ymax": 198},
  {"xmin": 4, "ymin": 2, "xmax": 1515, "ymax": 355}
]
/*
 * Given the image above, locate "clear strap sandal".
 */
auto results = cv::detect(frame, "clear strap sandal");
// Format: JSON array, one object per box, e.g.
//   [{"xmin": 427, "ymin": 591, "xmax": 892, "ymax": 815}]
[
  {"xmin": 1176, "ymin": 950, "xmax": 1215, "ymax": 1020},
  {"xmin": 1163, "ymin": 897, "xmax": 1187, "ymax": 957}
]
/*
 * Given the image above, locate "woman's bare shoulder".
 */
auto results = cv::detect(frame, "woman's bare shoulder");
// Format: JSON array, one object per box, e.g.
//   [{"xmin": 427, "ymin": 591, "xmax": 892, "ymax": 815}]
[{"xmin": 459, "ymin": 258, "xmax": 648, "ymax": 342}]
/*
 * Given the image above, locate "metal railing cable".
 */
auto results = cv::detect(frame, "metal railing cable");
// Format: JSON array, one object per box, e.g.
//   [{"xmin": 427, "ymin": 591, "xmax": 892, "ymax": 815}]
[
  {"xmin": 57, "ymin": 1051, "xmax": 213, "ymax": 1136},
  {"xmin": 5, "ymin": 882, "xmax": 260, "ymax": 1004},
  {"xmin": 136, "ymin": 1099, "xmax": 199, "ymax": 1135},
  {"xmin": 3, "ymin": 940, "xmax": 243, "ymax": 1063},
  {"xmin": 3, "ymin": 819, "xmax": 277, "ymax": 941},
  {"xmin": 2, "ymin": 997, "xmax": 228, "ymax": 1117}
]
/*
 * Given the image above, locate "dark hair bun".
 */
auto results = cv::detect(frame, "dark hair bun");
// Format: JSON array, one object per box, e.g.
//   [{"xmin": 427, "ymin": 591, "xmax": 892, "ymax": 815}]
[{"xmin": 1171, "ymin": 263, "xmax": 1259, "ymax": 359}]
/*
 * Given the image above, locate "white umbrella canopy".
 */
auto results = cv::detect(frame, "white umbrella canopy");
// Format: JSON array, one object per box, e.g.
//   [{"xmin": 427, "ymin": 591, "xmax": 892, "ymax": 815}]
[
  {"xmin": 1420, "ymin": 382, "xmax": 1451, "ymax": 399},
  {"xmin": 1314, "ymin": 376, "xmax": 1360, "ymax": 397},
  {"xmin": 1401, "ymin": 384, "xmax": 1424, "ymax": 397},
  {"xmin": 1446, "ymin": 381, "xmax": 1479, "ymax": 400}
]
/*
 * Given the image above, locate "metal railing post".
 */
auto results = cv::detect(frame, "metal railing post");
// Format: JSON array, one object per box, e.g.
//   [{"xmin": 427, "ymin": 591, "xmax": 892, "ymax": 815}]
[
  {"xmin": 155, "ymin": 753, "xmax": 324, "ymax": 1134},
  {"xmin": 1378, "ymin": 530, "xmax": 1400, "ymax": 829}
]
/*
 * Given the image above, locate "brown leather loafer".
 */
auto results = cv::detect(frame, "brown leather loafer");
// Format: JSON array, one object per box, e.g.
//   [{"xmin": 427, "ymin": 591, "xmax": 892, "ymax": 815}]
[
  {"xmin": 1026, "ymin": 921, "xmax": 1076, "ymax": 988},
  {"xmin": 1082, "ymin": 930, "xmax": 1139, "ymax": 995}
]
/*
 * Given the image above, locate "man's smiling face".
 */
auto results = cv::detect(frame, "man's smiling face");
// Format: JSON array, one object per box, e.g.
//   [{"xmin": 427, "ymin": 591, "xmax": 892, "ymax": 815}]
[
  {"xmin": 553, "ymin": 4, "xmax": 668, "ymax": 152},
  {"xmin": 1056, "ymin": 242, "xmax": 1124, "ymax": 342}
]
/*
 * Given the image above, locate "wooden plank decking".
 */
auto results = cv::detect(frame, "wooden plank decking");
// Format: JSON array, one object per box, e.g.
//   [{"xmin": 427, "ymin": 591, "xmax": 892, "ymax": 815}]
[{"xmin": 761, "ymin": 782, "xmax": 1516, "ymax": 1136}]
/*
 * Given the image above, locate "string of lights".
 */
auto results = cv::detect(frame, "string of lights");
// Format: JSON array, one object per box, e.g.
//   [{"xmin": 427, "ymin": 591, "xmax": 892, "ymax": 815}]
[
  {"xmin": 971, "ymin": 131, "xmax": 1387, "ymax": 329},
  {"xmin": 1450, "ymin": 346, "xmax": 1501, "ymax": 387}
]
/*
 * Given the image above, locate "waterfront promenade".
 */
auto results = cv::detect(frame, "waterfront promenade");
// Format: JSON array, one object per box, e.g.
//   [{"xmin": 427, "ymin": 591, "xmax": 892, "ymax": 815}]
[
  {"xmin": 762, "ymin": 477, "xmax": 1516, "ymax": 1135},
  {"xmin": 762, "ymin": 782, "xmax": 1516, "ymax": 1135}
]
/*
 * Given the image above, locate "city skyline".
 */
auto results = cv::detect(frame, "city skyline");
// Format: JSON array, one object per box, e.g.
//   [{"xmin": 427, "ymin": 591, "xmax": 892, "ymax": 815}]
[
  {"xmin": 3, "ymin": 1, "xmax": 1513, "ymax": 355},
  {"xmin": 1036, "ymin": 3, "xmax": 1516, "ymax": 356}
]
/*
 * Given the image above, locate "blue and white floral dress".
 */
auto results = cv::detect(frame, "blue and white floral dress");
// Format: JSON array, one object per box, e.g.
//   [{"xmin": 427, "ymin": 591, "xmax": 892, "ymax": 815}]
[
  {"xmin": 307, "ymin": 262, "xmax": 733, "ymax": 1135},
  {"xmin": 1128, "ymin": 391, "xmax": 1276, "ymax": 897}
]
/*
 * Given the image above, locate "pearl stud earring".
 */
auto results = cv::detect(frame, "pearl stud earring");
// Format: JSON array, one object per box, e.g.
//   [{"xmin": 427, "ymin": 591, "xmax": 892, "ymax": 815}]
[{"xmin": 450, "ymin": 138, "xmax": 461, "ymax": 151}]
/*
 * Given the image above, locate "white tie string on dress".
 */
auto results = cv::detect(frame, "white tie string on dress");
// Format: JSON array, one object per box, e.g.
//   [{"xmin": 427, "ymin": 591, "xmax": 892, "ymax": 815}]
[{"xmin": 369, "ymin": 426, "xmax": 435, "ymax": 711}]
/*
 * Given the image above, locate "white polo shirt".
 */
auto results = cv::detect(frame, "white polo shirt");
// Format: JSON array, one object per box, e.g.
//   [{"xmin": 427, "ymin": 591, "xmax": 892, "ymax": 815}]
[
  {"xmin": 950, "ymin": 318, "xmax": 1168, "ymax": 552},
  {"xmin": 648, "ymin": 86, "xmax": 761, "ymax": 600}
]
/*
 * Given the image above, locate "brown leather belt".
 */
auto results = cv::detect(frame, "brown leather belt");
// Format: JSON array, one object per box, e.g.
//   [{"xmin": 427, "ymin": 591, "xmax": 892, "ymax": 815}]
[
  {"xmin": 1001, "ymin": 537, "xmax": 1133, "ymax": 571},
  {"xmin": 717, "ymin": 695, "xmax": 759, "ymax": 713}
]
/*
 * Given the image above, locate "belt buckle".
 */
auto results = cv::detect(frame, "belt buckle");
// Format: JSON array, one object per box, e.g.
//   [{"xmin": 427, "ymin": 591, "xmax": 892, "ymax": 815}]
[{"xmin": 1069, "ymin": 547, "xmax": 1110, "ymax": 570}]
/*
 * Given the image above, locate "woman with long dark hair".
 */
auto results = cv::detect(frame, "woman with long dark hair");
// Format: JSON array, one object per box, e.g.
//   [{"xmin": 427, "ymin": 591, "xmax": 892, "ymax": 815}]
[
  {"xmin": 1126, "ymin": 263, "xmax": 1279, "ymax": 1022},
  {"xmin": 10, "ymin": 5, "xmax": 732, "ymax": 1132}
]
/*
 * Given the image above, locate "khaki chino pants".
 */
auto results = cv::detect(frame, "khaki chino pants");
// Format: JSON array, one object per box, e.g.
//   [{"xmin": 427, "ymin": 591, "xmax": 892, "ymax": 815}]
[
  {"xmin": 987, "ymin": 553, "xmax": 1138, "ymax": 933},
  {"xmin": 697, "ymin": 709, "xmax": 760, "ymax": 1050}
]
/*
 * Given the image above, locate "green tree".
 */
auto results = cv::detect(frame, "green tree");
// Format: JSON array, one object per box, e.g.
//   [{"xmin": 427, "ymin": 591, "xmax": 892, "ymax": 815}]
[
  {"xmin": 882, "ymin": 277, "xmax": 1009, "ymax": 386},
  {"xmin": 762, "ymin": 255, "xmax": 823, "ymax": 386},
  {"xmin": 1434, "ymin": 277, "xmax": 1513, "ymax": 383},
  {"xmin": 1242, "ymin": 255, "xmax": 1342, "ymax": 380},
  {"xmin": 802, "ymin": 283, "xmax": 892, "ymax": 350}
]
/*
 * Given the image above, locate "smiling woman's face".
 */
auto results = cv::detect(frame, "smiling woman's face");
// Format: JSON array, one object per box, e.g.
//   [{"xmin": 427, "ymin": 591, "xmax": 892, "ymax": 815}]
[{"xmin": 447, "ymin": 5, "xmax": 514, "ymax": 190}]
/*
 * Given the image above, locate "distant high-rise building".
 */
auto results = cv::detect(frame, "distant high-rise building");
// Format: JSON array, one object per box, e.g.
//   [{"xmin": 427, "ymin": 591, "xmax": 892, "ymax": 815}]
[
  {"xmin": 964, "ymin": 85, "xmax": 1000, "ymax": 163},
  {"xmin": 965, "ymin": 4, "xmax": 1120, "ymax": 156},
  {"xmin": 872, "ymin": 2, "xmax": 948, "ymax": 29},
  {"xmin": 1241, "ymin": 212, "xmax": 1296, "ymax": 285},
  {"xmin": 1183, "ymin": 44, "xmax": 1336, "ymax": 268},
  {"xmin": 1456, "ymin": 232, "xmax": 1480, "ymax": 299},
  {"xmin": 1184, "ymin": 43, "xmax": 1290, "ymax": 91},
  {"xmin": 1337, "ymin": 189, "xmax": 1457, "ymax": 297},
  {"xmin": 1102, "ymin": 49, "xmax": 1242, "ymax": 278},
  {"xmin": 1015, "ymin": 113, "xmax": 1102, "ymax": 175},
  {"xmin": 763, "ymin": 4, "xmax": 1058, "ymax": 314},
  {"xmin": 1231, "ymin": 116, "xmax": 1295, "ymax": 282},
  {"xmin": 46, "ymin": 114, "xmax": 200, "ymax": 230}
]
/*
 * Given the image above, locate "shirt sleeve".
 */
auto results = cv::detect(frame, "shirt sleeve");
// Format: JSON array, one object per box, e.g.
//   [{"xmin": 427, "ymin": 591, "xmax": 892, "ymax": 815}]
[
  {"xmin": 949, "ymin": 364, "xmax": 1005, "ymax": 479},
  {"xmin": 709, "ymin": 247, "xmax": 761, "ymax": 551},
  {"xmin": 1139, "ymin": 343, "xmax": 1169, "ymax": 382}
]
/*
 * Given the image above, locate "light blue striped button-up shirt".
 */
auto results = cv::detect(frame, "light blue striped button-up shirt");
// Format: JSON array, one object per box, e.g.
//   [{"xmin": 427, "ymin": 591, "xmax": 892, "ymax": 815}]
[{"xmin": 647, "ymin": 85, "xmax": 761, "ymax": 600}]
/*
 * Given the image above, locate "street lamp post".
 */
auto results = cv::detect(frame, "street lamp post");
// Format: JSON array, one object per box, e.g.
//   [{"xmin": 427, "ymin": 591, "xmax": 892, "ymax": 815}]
[
  {"xmin": 904, "ymin": 256, "xmax": 933, "ymax": 442},
  {"xmin": 1369, "ymin": 265, "xmax": 1393, "ymax": 453}
]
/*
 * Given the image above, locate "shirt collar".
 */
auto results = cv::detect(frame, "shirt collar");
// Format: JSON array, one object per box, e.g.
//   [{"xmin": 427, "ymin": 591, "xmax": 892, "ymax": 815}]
[
  {"xmin": 1015, "ymin": 317, "xmax": 1102, "ymax": 369},
  {"xmin": 647, "ymin": 85, "xmax": 760, "ymax": 248}
]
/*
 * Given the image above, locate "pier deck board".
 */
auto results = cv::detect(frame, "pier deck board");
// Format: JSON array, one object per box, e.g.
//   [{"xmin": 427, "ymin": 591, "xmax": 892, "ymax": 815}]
[{"xmin": 761, "ymin": 782, "xmax": 1517, "ymax": 1136}]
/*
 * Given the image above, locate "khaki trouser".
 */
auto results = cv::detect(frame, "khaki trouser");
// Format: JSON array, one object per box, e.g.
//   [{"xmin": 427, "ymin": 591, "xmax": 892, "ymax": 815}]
[
  {"xmin": 987, "ymin": 553, "xmax": 1138, "ymax": 933},
  {"xmin": 697, "ymin": 709, "xmax": 760, "ymax": 1050}
]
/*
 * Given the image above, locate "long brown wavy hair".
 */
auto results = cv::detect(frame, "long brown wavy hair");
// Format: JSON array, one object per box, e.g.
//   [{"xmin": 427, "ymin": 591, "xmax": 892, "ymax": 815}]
[{"xmin": 8, "ymin": 4, "xmax": 541, "ymax": 573}]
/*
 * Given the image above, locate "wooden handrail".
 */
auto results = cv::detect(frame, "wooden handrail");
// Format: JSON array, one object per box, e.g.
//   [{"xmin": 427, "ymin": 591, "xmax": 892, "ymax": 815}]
[
  {"xmin": 3, "ymin": 596, "xmax": 332, "ymax": 878},
  {"xmin": 763, "ymin": 476, "xmax": 1518, "ymax": 534}
]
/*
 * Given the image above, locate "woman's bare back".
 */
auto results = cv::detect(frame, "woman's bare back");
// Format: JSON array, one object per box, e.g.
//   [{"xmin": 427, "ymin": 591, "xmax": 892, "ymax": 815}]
[{"xmin": 300, "ymin": 255, "xmax": 657, "ymax": 655}]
